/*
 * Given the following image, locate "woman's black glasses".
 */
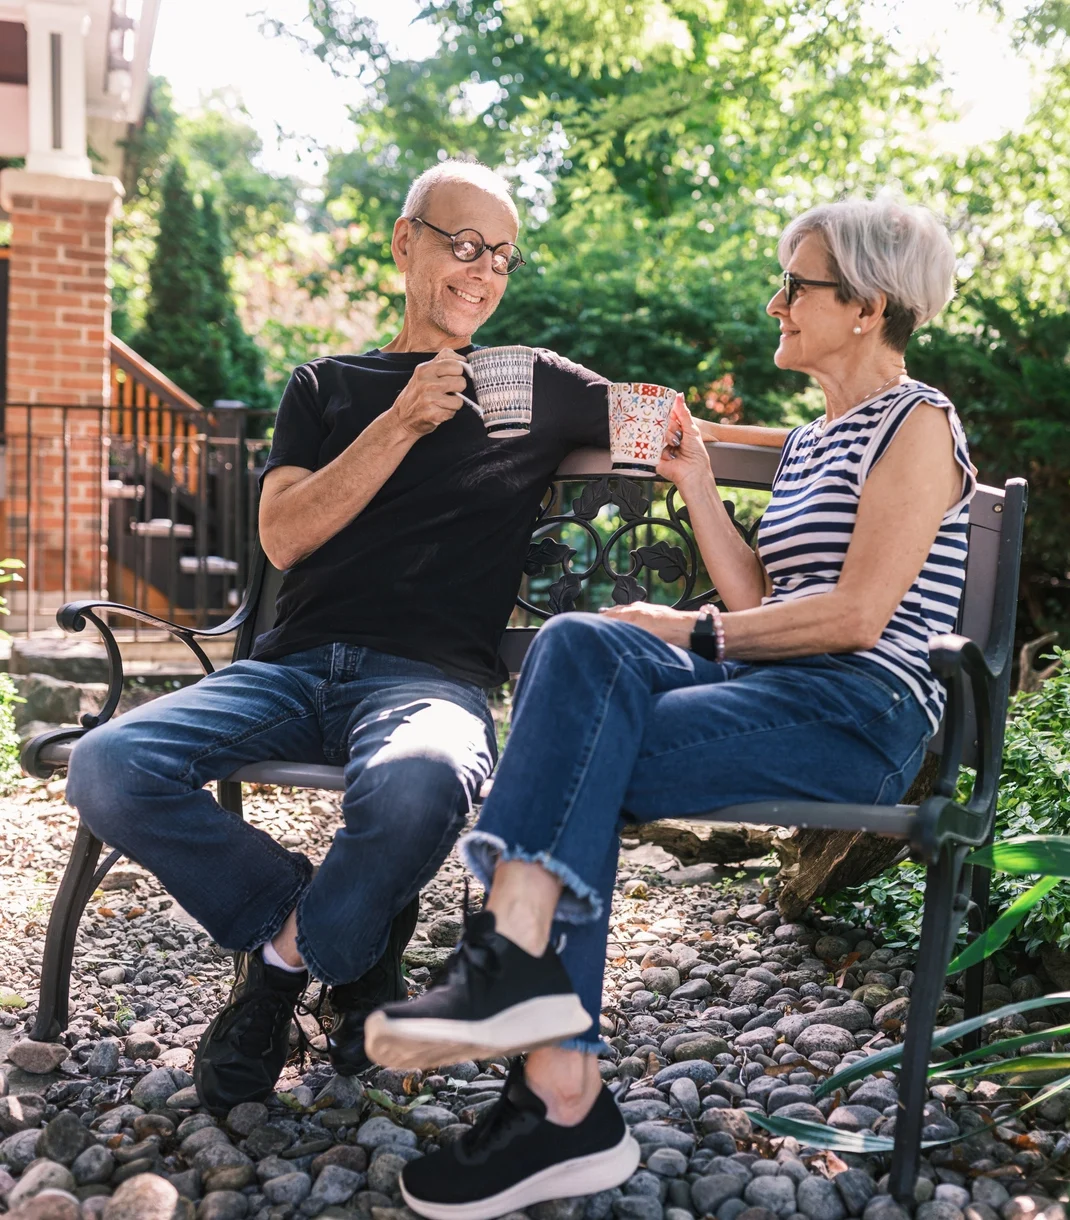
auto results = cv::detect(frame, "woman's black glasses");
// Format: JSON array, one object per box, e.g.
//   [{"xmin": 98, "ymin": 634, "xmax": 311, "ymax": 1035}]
[
  {"xmin": 413, "ymin": 218, "xmax": 525, "ymax": 275},
  {"xmin": 781, "ymin": 270, "xmax": 840, "ymax": 306}
]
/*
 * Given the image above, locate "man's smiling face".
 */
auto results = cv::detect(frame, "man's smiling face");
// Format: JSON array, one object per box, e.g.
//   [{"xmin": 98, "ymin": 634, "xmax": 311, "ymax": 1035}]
[{"xmin": 397, "ymin": 181, "xmax": 519, "ymax": 345}]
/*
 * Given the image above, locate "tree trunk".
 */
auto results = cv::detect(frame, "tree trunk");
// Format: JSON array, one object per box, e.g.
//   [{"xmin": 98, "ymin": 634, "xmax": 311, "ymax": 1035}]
[
  {"xmin": 772, "ymin": 751, "xmax": 941, "ymax": 920},
  {"xmin": 627, "ymin": 820, "xmax": 776, "ymax": 865}
]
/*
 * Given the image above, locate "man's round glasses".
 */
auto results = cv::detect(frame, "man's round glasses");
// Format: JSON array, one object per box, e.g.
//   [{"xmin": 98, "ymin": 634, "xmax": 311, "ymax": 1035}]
[
  {"xmin": 412, "ymin": 217, "xmax": 525, "ymax": 275},
  {"xmin": 781, "ymin": 270, "xmax": 840, "ymax": 307}
]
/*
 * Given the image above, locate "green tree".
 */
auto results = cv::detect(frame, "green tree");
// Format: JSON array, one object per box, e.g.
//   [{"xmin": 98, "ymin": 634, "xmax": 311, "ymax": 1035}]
[
  {"xmin": 136, "ymin": 160, "xmax": 270, "ymax": 409},
  {"xmin": 197, "ymin": 188, "xmax": 273, "ymax": 410},
  {"xmin": 137, "ymin": 159, "xmax": 228, "ymax": 404}
]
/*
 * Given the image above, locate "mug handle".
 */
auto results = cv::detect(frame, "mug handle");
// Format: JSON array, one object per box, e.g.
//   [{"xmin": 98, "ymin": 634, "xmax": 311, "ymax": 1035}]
[{"xmin": 455, "ymin": 392, "xmax": 483, "ymax": 417}]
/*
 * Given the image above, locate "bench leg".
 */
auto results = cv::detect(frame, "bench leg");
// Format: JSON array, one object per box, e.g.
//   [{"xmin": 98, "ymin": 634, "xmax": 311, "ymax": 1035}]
[
  {"xmin": 961, "ymin": 860, "xmax": 992, "ymax": 1051},
  {"xmin": 218, "ymin": 780, "xmax": 243, "ymax": 818},
  {"xmin": 32, "ymin": 822, "xmax": 108, "ymax": 1042},
  {"xmin": 888, "ymin": 843, "xmax": 968, "ymax": 1202}
]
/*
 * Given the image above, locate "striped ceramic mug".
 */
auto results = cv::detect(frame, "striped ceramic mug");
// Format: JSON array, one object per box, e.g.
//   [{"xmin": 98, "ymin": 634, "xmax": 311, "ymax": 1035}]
[{"xmin": 469, "ymin": 345, "xmax": 536, "ymax": 437}]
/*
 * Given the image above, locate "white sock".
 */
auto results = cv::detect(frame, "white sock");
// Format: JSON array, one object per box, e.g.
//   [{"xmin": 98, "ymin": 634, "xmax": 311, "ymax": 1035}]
[{"xmin": 260, "ymin": 939, "xmax": 305, "ymax": 974}]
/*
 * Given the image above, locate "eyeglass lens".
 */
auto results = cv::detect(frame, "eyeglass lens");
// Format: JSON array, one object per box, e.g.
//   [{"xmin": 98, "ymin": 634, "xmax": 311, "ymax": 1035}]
[{"xmin": 452, "ymin": 229, "xmax": 522, "ymax": 274}]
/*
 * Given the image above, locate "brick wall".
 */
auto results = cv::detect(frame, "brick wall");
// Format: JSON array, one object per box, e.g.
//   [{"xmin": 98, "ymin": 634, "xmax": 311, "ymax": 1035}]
[{"xmin": 0, "ymin": 171, "xmax": 122, "ymax": 610}]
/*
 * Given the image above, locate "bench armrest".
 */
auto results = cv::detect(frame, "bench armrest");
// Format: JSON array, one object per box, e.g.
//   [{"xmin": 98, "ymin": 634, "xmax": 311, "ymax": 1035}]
[
  {"xmin": 928, "ymin": 632, "xmax": 999, "ymax": 831},
  {"xmin": 55, "ymin": 595, "xmax": 252, "ymax": 731}
]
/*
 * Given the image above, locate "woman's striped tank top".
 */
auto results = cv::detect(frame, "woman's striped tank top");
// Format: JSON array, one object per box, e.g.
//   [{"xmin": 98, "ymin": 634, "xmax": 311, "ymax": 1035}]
[{"xmin": 755, "ymin": 380, "xmax": 977, "ymax": 733}]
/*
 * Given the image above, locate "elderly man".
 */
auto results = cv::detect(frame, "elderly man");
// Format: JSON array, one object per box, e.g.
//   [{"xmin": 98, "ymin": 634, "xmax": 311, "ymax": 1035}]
[{"xmin": 65, "ymin": 159, "xmax": 610, "ymax": 1112}]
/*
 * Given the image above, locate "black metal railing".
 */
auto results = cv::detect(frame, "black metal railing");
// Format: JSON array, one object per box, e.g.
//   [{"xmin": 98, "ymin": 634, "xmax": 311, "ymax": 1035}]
[{"xmin": 0, "ymin": 399, "xmax": 276, "ymax": 636}]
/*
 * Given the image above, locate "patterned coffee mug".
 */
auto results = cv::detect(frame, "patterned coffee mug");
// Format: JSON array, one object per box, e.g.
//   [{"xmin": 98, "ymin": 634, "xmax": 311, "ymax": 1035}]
[
  {"xmin": 468, "ymin": 345, "xmax": 536, "ymax": 437},
  {"xmin": 608, "ymin": 382, "xmax": 677, "ymax": 476}
]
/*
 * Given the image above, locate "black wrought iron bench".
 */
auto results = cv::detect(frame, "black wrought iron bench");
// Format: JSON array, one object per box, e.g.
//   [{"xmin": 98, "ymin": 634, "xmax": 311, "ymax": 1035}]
[{"xmin": 21, "ymin": 442, "xmax": 1026, "ymax": 1203}]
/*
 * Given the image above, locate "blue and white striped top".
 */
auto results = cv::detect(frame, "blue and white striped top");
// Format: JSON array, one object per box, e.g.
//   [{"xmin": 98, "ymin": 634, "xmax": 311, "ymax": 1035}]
[{"xmin": 756, "ymin": 380, "xmax": 976, "ymax": 732}]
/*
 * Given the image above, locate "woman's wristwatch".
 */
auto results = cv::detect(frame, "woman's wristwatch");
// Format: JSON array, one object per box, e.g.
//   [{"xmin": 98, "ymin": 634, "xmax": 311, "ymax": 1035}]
[{"xmin": 690, "ymin": 603, "xmax": 726, "ymax": 662}]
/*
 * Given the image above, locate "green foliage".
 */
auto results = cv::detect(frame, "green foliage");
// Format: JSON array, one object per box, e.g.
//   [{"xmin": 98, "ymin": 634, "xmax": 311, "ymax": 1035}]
[
  {"xmin": 0, "ymin": 674, "xmax": 21, "ymax": 795},
  {"xmin": 822, "ymin": 650, "xmax": 1070, "ymax": 955},
  {"xmin": 135, "ymin": 161, "xmax": 272, "ymax": 410},
  {"xmin": 112, "ymin": 79, "xmax": 303, "ymax": 398}
]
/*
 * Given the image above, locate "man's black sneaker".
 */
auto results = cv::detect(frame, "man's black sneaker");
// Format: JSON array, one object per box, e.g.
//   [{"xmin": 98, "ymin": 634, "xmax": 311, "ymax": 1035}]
[
  {"xmin": 326, "ymin": 894, "xmax": 420, "ymax": 1076},
  {"xmin": 364, "ymin": 909, "xmax": 590, "ymax": 1070},
  {"xmin": 400, "ymin": 1060, "xmax": 639, "ymax": 1220},
  {"xmin": 193, "ymin": 949, "xmax": 307, "ymax": 1115}
]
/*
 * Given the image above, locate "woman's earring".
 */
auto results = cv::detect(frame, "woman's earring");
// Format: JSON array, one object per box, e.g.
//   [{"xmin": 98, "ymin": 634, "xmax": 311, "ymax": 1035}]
[{"xmin": 853, "ymin": 326, "xmax": 862, "ymax": 334}]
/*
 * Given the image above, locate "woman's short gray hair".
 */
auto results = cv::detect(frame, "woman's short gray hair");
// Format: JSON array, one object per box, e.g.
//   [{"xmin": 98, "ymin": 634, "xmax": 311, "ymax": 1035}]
[
  {"xmin": 777, "ymin": 195, "xmax": 956, "ymax": 352},
  {"xmin": 402, "ymin": 159, "xmax": 519, "ymax": 226}
]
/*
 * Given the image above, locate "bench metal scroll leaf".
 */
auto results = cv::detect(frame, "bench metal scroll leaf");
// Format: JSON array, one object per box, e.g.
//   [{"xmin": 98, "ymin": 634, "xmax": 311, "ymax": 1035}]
[
  {"xmin": 615, "ymin": 479, "xmax": 651, "ymax": 522},
  {"xmin": 635, "ymin": 541, "xmax": 688, "ymax": 584},
  {"xmin": 524, "ymin": 537, "xmax": 576, "ymax": 577},
  {"xmin": 571, "ymin": 477, "xmax": 613, "ymax": 521},
  {"xmin": 548, "ymin": 573, "xmax": 583, "ymax": 614},
  {"xmin": 612, "ymin": 574, "xmax": 648, "ymax": 604}
]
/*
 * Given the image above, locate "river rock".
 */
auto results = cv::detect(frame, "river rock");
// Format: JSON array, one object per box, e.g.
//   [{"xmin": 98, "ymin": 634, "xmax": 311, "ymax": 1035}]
[
  {"xmin": 7, "ymin": 1160, "xmax": 77, "ymax": 1209},
  {"xmin": 38, "ymin": 1111, "xmax": 94, "ymax": 1164},
  {"xmin": 793, "ymin": 1025, "xmax": 859, "ymax": 1056},
  {"xmin": 130, "ymin": 1069, "xmax": 178, "ymax": 1109},
  {"xmin": 797, "ymin": 1177, "xmax": 848, "ymax": 1220},
  {"xmin": 102, "ymin": 1173, "xmax": 180, "ymax": 1219},
  {"xmin": 6, "ymin": 1041, "xmax": 69, "ymax": 1074},
  {"xmin": 0, "ymin": 1092, "xmax": 47, "ymax": 1134}
]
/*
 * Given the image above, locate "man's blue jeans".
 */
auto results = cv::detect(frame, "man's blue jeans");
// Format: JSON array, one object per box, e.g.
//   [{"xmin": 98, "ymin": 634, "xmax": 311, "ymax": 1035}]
[
  {"xmin": 461, "ymin": 613, "xmax": 931, "ymax": 1052},
  {"xmin": 66, "ymin": 644, "xmax": 496, "ymax": 985}
]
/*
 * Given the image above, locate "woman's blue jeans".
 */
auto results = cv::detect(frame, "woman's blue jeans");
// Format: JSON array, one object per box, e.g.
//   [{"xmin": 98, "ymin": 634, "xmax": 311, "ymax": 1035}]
[
  {"xmin": 66, "ymin": 644, "xmax": 496, "ymax": 985},
  {"xmin": 461, "ymin": 613, "xmax": 931, "ymax": 1052}
]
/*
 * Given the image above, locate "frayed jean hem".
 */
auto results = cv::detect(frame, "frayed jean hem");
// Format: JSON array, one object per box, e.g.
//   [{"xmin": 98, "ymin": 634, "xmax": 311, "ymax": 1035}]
[
  {"xmin": 459, "ymin": 830, "xmax": 603, "ymax": 925},
  {"xmin": 557, "ymin": 1035, "xmax": 605, "ymax": 1055}
]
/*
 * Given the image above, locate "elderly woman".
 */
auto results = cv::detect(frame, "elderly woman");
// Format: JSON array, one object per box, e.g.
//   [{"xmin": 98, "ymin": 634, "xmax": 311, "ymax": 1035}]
[{"xmin": 366, "ymin": 196, "xmax": 975, "ymax": 1219}]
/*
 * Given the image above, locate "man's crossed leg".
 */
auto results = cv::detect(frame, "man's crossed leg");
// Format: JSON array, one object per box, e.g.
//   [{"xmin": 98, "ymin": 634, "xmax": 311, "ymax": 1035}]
[{"xmin": 66, "ymin": 642, "xmax": 495, "ymax": 1111}]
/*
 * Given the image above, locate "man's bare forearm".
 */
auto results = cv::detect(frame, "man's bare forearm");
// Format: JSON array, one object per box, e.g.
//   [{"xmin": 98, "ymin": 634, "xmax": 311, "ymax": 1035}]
[{"xmin": 259, "ymin": 409, "xmax": 416, "ymax": 569}]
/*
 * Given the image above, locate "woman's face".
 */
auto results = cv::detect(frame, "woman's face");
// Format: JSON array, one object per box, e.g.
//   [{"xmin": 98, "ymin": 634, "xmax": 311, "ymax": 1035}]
[{"xmin": 767, "ymin": 232, "xmax": 866, "ymax": 375}]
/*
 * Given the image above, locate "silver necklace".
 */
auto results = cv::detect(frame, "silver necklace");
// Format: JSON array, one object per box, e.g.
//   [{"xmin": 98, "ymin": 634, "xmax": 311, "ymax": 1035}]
[{"xmin": 819, "ymin": 372, "xmax": 907, "ymax": 431}]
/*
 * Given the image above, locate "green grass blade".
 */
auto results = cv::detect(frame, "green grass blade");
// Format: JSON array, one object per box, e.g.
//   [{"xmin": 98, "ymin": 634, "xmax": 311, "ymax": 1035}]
[
  {"xmin": 931, "ymin": 1054, "xmax": 1070, "ymax": 1080},
  {"xmin": 947, "ymin": 878, "xmax": 1061, "ymax": 973},
  {"xmin": 968, "ymin": 836, "xmax": 1070, "ymax": 876},
  {"xmin": 750, "ymin": 1112, "xmax": 966, "ymax": 1152},
  {"xmin": 932, "ymin": 1022, "xmax": 1070, "ymax": 1074},
  {"xmin": 814, "ymin": 991, "xmax": 1070, "ymax": 1100},
  {"xmin": 749, "ymin": 1112, "xmax": 895, "ymax": 1152},
  {"xmin": 1017, "ymin": 1071, "xmax": 1070, "ymax": 1114}
]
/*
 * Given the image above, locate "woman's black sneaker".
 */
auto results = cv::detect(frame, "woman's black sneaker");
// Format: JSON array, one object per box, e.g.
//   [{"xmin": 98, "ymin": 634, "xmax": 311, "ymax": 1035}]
[
  {"xmin": 364, "ymin": 909, "xmax": 590, "ymax": 1070},
  {"xmin": 193, "ymin": 949, "xmax": 307, "ymax": 1115},
  {"xmin": 400, "ymin": 1060, "xmax": 639, "ymax": 1219},
  {"xmin": 326, "ymin": 895, "xmax": 420, "ymax": 1076}
]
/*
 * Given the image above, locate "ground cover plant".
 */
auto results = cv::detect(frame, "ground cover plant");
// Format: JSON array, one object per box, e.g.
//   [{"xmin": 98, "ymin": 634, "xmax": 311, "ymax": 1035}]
[{"xmin": 823, "ymin": 650, "xmax": 1070, "ymax": 956}]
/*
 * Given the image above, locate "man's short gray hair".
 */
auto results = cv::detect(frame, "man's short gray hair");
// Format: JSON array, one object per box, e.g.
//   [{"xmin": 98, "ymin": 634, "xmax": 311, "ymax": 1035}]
[
  {"xmin": 778, "ymin": 195, "xmax": 956, "ymax": 352},
  {"xmin": 401, "ymin": 159, "xmax": 519, "ymax": 226}
]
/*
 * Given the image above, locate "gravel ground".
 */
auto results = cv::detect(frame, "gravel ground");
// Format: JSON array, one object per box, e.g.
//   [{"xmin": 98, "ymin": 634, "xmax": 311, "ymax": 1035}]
[{"xmin": 1, "ymin": 777, "xmax": 1068, "ymax": 1220}]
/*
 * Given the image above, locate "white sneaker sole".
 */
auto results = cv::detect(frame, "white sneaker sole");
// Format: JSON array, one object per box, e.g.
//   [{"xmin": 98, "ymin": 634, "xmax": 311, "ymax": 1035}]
[
  {"xmin": 399, "ymin": 1128, "xmax": 641, "ymax": 1220},
  {"xmin": 363, "ymin": 993, "xmax": 592, "ymax": 1070}
]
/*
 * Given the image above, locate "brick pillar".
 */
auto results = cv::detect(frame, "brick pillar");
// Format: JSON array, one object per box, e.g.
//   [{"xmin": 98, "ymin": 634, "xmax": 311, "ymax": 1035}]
[{"xmin": 0, "ymin": 169, "xmax": 123, "ymax": 629}]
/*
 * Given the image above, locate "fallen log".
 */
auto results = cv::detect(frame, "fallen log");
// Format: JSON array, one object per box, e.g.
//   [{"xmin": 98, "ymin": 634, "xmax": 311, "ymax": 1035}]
[
  {"xmin": 772, "ymin": 751, "xmax": 940, "ymax": 919},
  {"xmin": 625, "ymin": 820, "xmax": 776, "ymax": 865}
]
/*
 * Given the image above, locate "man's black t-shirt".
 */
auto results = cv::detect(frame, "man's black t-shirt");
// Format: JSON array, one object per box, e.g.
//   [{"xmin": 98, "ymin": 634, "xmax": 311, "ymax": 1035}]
[{"xmin": 251, "ymin": 347, "xmax": 610, "ymax": 687}]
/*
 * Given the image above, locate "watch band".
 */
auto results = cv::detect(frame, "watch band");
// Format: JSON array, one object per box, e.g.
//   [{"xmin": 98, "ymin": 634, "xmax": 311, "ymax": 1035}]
[{"xmin": 690, "ymin": 604, "xmax": 725, "ymax": 662}]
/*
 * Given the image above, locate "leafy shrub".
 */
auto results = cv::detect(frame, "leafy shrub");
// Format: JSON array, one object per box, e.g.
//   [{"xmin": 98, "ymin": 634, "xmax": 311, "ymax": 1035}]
[
  {"xmin": 0, "ymin": 674, "xmax": 20, "ymax": 795},
  {"xmin": 822, "ymin": 648, "xmax": 1070, "ymax": 954}
]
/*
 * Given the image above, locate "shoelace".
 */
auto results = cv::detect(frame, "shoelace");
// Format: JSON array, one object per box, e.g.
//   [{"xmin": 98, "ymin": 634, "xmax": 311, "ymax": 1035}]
[
  {"xmin": 438, "ymin": 884, "xmax": 503, "ymax": 994},
  {"xmin": 459, "ymin": 1063, "xmax": 540, "ymax": 1160},
  {"xmin": 223, "ymin": 984, "xmax": 305, "ymax": 1060}
]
